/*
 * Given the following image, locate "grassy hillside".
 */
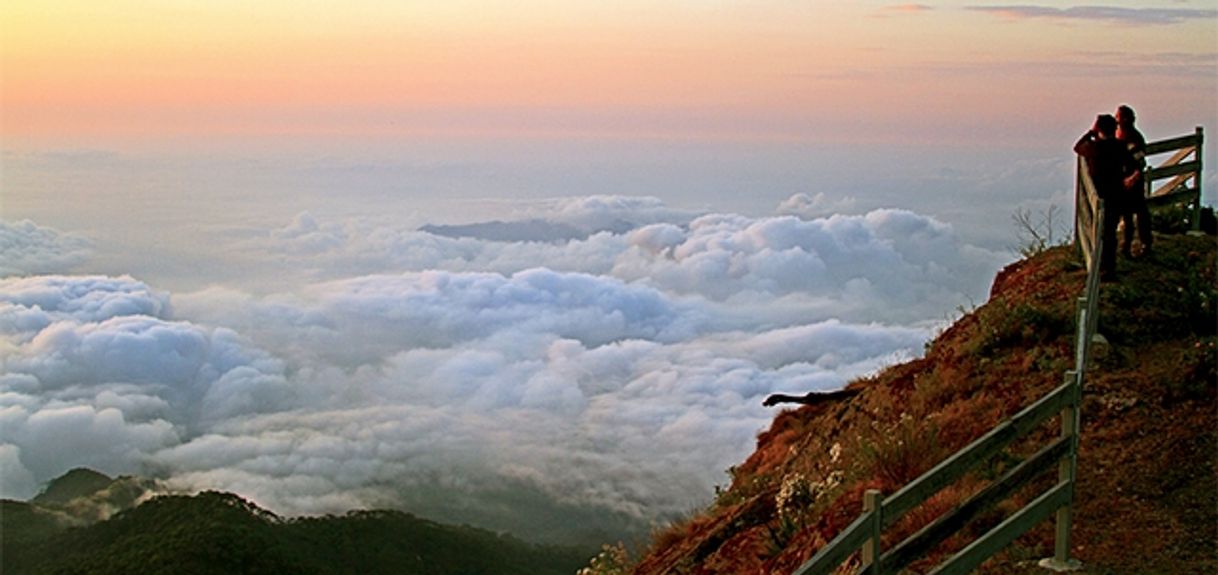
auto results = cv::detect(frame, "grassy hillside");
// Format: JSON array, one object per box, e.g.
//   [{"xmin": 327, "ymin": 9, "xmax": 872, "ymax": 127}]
[{"xmin": 625, "ymin": 233, "xmax": 1215, "ymax": 574}]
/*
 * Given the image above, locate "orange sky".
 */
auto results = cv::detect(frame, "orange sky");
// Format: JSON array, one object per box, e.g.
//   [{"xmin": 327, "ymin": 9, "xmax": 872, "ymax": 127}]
[{"xmin": 3, "ymin": 1, "xmax": 1215, "ymax": 149}]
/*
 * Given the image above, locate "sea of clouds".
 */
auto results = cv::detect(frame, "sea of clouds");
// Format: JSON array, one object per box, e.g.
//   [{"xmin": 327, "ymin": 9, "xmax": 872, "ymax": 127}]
[{"xmin": 0, "ymin": 195, "xmax": 1009, "ymax": 543}]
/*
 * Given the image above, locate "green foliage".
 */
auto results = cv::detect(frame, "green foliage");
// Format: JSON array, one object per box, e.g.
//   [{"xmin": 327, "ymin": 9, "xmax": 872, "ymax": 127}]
[
  {"xmin": 1, "ymin": 501, "xmax": 66, "ymax": 550},
  {"xmin": 711, "ymin": 465, "xmax": 741, "ymax": 508},
  {"xmin": 763, "ymin": 512, "xmax": 802, "ymax": 558},
  {"xmin": 1164, "ymin": 337, "xmax": 1218, "ymax": 403},
  {"xmin": 966, "ymin": 297, "xmax": 1073, "ymax": 357},
  {"xmin": 4, "ymin": 491, "xmax": 589, "ymax": 575},
  {"xmin": 764, "ymin": 469, "xmax": 841, "ymax": 557},
  {"xmin": 31, "ymin": 468, "xmax": 113, "ymax": 506},
  {"xmin": 713, "ymin": 465, "xmax": 774, "ymax": 510},
  {"xmin": 1099, "ymin": 234, "xmax": 1217, "ymax": 344},
  {"xmin": 1148, "ymin": 199, "xmax": 1205, "ymax": 235},
  {"xmin": 19, "ymin": 467, "xmax": 165, "ymax": 526},
  {"xmin": 857, "ymin": 413, "xmax": 942, "ymax": 490}
]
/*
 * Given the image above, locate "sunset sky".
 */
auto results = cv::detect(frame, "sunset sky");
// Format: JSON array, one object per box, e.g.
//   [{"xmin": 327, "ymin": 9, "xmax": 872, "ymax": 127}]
[
  {"xmin": 4, "ymin": 1, "xmax": 1215, "ymax": 150},
  {"xmin": 1, "ymin": 0, "xmax": 1215, "ymax": 546}
]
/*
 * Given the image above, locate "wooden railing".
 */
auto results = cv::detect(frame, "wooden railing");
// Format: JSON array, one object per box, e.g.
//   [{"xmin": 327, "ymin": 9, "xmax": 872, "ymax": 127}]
[
  {"xmin": 791, "ymin": 139, "xmax": 1117, "ymax": 575},
  {"xmin": 792, "ymin": 380, "xmax": 1082, "ymax": 575},
  {"xmin": 791, "ymin": 372, "xmax": 1087, "ymax": 574},
  {"xmin": 1143, "ymin": 127, "xmax": 1205, "ymax": 230},
  {"xmin": 1074, "ymin": 155, "xmax": 1103, "ymax": 273}
]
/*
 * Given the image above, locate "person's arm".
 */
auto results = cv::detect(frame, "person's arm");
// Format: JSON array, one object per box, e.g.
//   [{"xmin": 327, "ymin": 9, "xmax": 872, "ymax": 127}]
[
  {"xmin": 1129, "ymin": 140, "xmax": 1146, "ymax": 171},
  {"xmin": 1074, "ymin": 130, "xmax": 1096, "ymax": 157},
  {"xmin": 1124, "ymin": 145, "xmax": 1144, "ymax": 190}
]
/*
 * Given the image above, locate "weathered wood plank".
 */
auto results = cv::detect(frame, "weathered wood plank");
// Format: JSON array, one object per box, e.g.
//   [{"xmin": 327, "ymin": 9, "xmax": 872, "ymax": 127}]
[
  {"xmin": 1150, "ymin": 174, "xmax": 1192, "ymax": 198},
  {"xmin": 1087, "ymin": 200, "xmax": 1104, "ymax": 278},
  {"xmin": 1147, "ymin": 185, "xmax": 1199, "ymax": 207},
  {"xmin": 792, "ymin": 511, "xmax": 877, "ymax": 575},
  {"xmin": 862, "ymin": 490, "xmax": 882, "ymax": 575},
  {"xmin": 928, "ymin": 481, "xmax": 1073, "ymax": 575},
  {"xmin": 1145, "ymin": 134, "xmax": 1199, "ymax": 155},
  {"xmin": 879, "ymin": 436, "xmax": 1071, "ymax": 572},
  {"xmin": 882, "ymin": 381, "xmax": 1076, "ymax": 527},
  {"xmin": 1147, "ymin": 159, "xmax": 1201, "ymax": 181},
  {"xmin": 1055, "ymin": 379, "xmax": 1081, "ymax": 563},
  {"xmin": 1075, "ymin": 157, "xmax": 1101, "ymax": 272},
  {"xmin": 1149, "ymin": 144, "xmax": 1196, "ymax": 169}
]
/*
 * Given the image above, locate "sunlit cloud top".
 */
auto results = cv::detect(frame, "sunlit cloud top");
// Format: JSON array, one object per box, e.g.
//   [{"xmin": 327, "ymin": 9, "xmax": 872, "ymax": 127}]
[{"xmin": 0, "ymin": 200, "xmax": 1005, "ymax": 541}]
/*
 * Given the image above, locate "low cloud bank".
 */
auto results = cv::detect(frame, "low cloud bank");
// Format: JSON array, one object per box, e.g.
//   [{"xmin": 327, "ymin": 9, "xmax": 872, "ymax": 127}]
[
  {"xmin": 1, "ymin": 220, "xmax": 93, "ymax": 277},
  {"xmin": 0, "ymin": 197, "xmax": 1007, "ymax": 543},
  {"xmin": 238, "ymin": 196, "xmax": 1000, "ymax": 325}
]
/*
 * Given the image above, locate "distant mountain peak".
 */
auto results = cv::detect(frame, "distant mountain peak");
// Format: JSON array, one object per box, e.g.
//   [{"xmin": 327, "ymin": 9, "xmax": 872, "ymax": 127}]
[
  {"xmin": 419, "ymin": 219, "xmax": 588, "ymax": 243},
  {"xmin": 32, "ymin": 468, "xmax": 113, "ymax": 506}
]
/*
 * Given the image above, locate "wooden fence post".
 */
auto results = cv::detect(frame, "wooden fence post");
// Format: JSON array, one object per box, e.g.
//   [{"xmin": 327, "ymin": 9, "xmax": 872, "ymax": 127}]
[
  {"xmin": 1074, "ymin": 299, "xmax": 1089, "ymax": 374},
  {"xmin": 862, "ymin": 489, "xmax": 883, "ymax": 575},
  {"xmin": 1040, "ymin": 371, "xmax": 1082, "ymax": 572},
  {"xmin": 1193, "ymin": 126, "xmax": 1204, "ymax": 232}
]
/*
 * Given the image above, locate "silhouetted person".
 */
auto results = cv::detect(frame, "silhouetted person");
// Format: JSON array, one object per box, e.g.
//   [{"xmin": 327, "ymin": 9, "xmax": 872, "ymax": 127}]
[
  {"xmin": 1116, "ymin": 105, "xmax": 1152, "ymax": 258},
  {"xmin": 1075, "ymin": 114, "xmax": 1132, "ymax": 281}
]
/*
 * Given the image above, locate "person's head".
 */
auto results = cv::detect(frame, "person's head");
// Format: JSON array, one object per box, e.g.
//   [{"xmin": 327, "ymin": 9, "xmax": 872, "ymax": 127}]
[
  {"xmin": 1093, "ymin": 114, "xmax": 1117, "ymax": 138},
  {"xmin": 1116, "ymin": 105, "xmax": 1136, "ymax": 126}
]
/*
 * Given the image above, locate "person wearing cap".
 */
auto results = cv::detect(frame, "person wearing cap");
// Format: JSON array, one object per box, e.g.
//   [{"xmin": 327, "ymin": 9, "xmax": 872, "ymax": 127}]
[{"xmin": 1075, "ymin": 114, "xmax": 1134, "ymax": 280}]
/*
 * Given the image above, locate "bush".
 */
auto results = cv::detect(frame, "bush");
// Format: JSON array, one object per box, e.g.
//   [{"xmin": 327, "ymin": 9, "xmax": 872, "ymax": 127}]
[
  {"xmin": 967, "ymin": 297, "xmax": 1073, "ymax": 356},
  {"xmin": 1012, "ymin": 206, "xmax": 1070, "ymax": 258},
  {"xmin": 577, "ymin": 543, "xmax": 631, "ymax": 575},
  {"xmin": 857, "ymin": 413, "xmax": 943, "ymax": 491}
]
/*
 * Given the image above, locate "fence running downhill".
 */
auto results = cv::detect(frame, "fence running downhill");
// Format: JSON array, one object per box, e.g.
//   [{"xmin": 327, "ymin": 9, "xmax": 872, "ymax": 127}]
[{"xmin": 791, "ymin": 127, "xmax": 1204, "ymax": 575}]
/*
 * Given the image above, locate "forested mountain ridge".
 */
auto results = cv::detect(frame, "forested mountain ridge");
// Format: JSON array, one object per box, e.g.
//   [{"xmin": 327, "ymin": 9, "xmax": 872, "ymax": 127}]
[{"xmin": 3, "ymin": 472, "xmax": 589, "ymax": 574}]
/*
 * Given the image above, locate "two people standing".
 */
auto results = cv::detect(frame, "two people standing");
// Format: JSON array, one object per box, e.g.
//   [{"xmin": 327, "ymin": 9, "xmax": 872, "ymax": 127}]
[{"xmin": 1073, "ymin": 105, "xmax": 1152, "ymax": 281}]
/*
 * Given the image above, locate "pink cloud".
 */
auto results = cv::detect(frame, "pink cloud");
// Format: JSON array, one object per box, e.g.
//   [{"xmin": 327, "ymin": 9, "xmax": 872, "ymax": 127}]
[{"xmin": 968, "ymin": 5, "xmax": 1217, "ymax": 26}]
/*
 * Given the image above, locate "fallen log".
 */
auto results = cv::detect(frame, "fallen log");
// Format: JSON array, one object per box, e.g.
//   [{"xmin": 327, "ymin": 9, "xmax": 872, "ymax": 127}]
[{"xmin": 762, "ymin": 388, "xmax": 860, "ymax": 407}]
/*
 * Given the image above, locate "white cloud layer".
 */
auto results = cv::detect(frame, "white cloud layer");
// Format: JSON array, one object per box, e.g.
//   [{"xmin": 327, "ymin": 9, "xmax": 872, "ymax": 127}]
[
  {"xmin": 0, "ymin": 220, "xmax": 93, "ymax": 277},
  {"xmin": 0, "ymin": 197, "xmax": 1007, "ymax": 543}
]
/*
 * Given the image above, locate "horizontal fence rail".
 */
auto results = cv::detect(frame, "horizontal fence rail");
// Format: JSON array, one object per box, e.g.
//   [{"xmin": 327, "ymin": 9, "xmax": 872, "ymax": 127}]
[
  {"xmin": 928, "ymin": 481, "xmax": 1074, "ymax": 575},
  {"xmin": 790, "ymin": 379, "xmax": 1083, "ymax": 575},
  {"xmin": 1144, "ymin": 127, "xmax": 1204, "ymax": 230},
  {"xmin": 879, "ymin": 436, "xmax": 1073, "ymax": 572},
  {"xmin": 793, "ymin": 507, "xmax": 878, "ymax": 575},
  {"xmin": 882, "ymin": 381, "xmax": 1078, "ymax": 527}
]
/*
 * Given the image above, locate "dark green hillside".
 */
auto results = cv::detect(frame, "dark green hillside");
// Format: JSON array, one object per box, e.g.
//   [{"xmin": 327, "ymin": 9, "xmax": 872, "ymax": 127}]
[
  {"xmin": 4, "ymin": 490, "xmax": 589, "ymax": 575},
  {"xmin": 6, "ymin": 492, "xmax": 297, "ymax": 575},
  {"xmin": 31, "ymin": 468, "xmax": 113, "ymax": 506},
  {"xmin": 281, "ymin": 509, "xmax": 587, "ymax": 575},
  {"xmin": 2, "ymin": 500, "xmax": 67, "ymax": 550}
]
